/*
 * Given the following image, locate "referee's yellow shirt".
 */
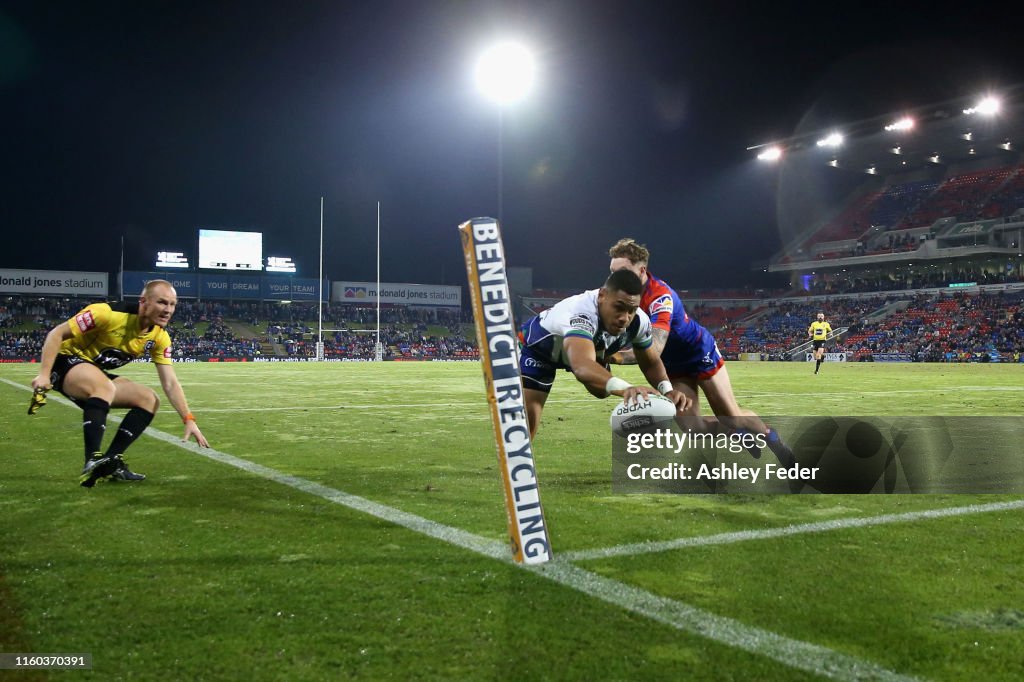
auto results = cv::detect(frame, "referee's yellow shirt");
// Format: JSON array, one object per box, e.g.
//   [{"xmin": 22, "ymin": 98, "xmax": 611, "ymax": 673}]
[
  {"xmin": 62, "ymin": 302, "xmax": 173, "ymax": 370},
  {"xmin": 808, "ymin": 320, "xmax": 832, "ymax": 340}
]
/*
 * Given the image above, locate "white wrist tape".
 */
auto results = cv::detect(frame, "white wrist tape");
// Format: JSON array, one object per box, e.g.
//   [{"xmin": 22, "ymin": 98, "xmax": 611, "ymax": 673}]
[
  {"xmin": 605, "ymin": 376, "xmax": 632, "ymax": 394},
  {"xmin": 657, "ymin": 380, "xmax": 673, "ymax": 394}
]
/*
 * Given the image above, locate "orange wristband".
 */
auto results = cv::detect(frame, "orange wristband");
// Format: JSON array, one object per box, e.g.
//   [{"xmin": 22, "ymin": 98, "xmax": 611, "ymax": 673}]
[{"xmin": 183, "ymin": 413, "xmax": 195, "ymax": 423}]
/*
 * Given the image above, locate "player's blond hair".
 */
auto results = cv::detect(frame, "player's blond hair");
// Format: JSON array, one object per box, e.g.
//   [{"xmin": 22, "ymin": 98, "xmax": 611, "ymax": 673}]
[{"xmin": 608, "ymin": 238, "xmax": 650, "ymax": 266}]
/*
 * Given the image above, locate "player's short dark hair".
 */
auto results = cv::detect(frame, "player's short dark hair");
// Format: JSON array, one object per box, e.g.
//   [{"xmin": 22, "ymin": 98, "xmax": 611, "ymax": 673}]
[{"xmin": 604, "ymin": 268, "xmax": 644, "ymax": 296}]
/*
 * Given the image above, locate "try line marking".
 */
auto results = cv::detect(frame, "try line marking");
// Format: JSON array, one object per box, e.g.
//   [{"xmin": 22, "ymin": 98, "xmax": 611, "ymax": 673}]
[
  {"xmin": 3, "ymin": 378, "xmax": 920, "ymax": 681},
  {"xmin": 563, "ymin": 499, "xmax": 1024, "ymax": 561}
]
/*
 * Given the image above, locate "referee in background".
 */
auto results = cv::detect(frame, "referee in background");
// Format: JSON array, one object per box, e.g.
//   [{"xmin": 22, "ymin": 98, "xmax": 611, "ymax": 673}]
[{"xmin": 808, "ymin": 312, "xmax": 832, "ymax": 375}]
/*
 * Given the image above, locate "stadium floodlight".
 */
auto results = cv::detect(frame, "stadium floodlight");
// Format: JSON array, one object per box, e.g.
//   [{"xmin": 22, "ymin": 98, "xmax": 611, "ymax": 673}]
[
  {"xmin": 816, "ymin": 132, "xmax": 844, "ymax": 148},
  {"xmin": 474, "ymin": 42, "xmax": 537, "ymax": 105},
  {"xmin": 757, "ymin": 146, "xmax": 783, "ymax": 161},
  {"xmin": 891, "ymin": 146, "xmax": 902, "ymax": 154},
  {"xmin": 866, "ymin": 165, "xmax": 877, "ymax": 175},
  {"xmin": 474, "ymin": 41, "xmax": 538, "ymax": 224},
  {"xmin": 963, "ymin": 96, "xmax": 1000, "ymax": 115},
  {"xmin": 884, "ymin": 117, "xmax": 914, "ymax": 132}
]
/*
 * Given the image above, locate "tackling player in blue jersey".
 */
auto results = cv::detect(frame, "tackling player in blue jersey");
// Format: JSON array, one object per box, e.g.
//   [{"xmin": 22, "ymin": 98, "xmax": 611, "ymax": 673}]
[{"xmin": 518, "ymin": 269, "xmax": 690, "ymax": 438}]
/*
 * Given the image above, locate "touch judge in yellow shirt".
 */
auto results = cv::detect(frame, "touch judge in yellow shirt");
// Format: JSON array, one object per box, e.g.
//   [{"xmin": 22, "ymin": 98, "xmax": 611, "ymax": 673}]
[{"xmin": 808, "ymin": 312, "xmax": 832, "ymax": 375}]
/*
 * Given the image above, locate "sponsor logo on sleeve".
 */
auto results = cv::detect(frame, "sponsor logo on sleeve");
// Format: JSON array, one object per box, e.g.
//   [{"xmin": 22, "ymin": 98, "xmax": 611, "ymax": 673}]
[
  {"xmin": 650, "ymin": 294, "xmax": 674, "ymax": 317},
  {"xmin": 163, "ymin": 346, "xmax": 173, "ymax": 359},
  {"xmin": 569, "ymin": 314, "xmax": 596, "ymax": 336},
  {"xmin": 75, "ymin": 311, "xmax": 95, "ymax": 332}
]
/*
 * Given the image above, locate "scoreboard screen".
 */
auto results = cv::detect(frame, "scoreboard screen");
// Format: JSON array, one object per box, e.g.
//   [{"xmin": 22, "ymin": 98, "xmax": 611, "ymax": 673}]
[{"xmin": 198, "ymin": 229, "xmax": 263, "ymax": 271}]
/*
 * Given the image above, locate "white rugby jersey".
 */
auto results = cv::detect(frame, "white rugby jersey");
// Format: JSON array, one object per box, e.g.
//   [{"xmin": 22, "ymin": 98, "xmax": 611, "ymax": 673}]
[{"xmin": 526, "ymin": 289, "xmax": 653, "ymax": 368}]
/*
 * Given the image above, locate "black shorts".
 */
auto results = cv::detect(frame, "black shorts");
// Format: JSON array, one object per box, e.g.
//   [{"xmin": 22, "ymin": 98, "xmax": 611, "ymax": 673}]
[
  {"xmin": 50, "ymin": 354, "xmax": 119, "ymax": 409},
  {"xmin": 812, "ymin": 340, "xmax": 826, "ymax": 351}
]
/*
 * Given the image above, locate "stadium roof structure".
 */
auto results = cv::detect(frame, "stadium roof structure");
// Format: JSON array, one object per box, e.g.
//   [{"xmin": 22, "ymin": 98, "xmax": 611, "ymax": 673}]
[{"xmin": 752, "ymin": 85, "xmax": 1024, "ymax": 176}]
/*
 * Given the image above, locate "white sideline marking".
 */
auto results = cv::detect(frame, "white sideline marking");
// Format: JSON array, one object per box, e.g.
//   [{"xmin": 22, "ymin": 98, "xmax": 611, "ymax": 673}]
[
  {"xmin": 529, "ymin": 561, "xmax": 919, "ymax": 682},
  {"xmin": 564, "ymin": 500, "xmax": 1024, "ymax": 561},
  {"xmin": 3, "ymin": 379, "xmax": 920, "ymax": 680}
]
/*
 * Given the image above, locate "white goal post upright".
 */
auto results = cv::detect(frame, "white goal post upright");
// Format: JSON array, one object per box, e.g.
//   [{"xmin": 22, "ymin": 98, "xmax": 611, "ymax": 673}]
[
  {"xmin": 317, "ymin": 196, "xmax": 325, "ymax": 362},
  {"xmin": 459, "ymin": 217, "xmax": 551, "ymax": 564},
  {"xmin": 376, "ymin": 201, "xmax": 383, "ymax": 362},
  {"xmin": 316, "ymin": 198, "xmax": 383, "ymax": 362}
]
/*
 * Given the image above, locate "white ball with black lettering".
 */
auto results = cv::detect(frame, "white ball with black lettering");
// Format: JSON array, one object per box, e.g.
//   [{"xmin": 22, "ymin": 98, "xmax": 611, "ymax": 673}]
[{"xmin": 609, "ymin": 394, "xmax": 677, "ymax": 436}]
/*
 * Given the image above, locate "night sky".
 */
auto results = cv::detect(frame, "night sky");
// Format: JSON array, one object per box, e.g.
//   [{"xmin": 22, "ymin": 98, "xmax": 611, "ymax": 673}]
[{"xmin": 4, "ymin": 1, "xmax": 1023, "ymax": 291}]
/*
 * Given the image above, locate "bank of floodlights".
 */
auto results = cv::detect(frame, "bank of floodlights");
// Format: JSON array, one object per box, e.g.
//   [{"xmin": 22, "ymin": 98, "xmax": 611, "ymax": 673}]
[
  {"xmin": 884, "ymin": 117, "xmax": 915, "ymax": 132},
  {"xmin": 751, "ymin": 89, "xmax": 1014, "ymax": 164},
  {"xmin": 963, "ymin": 96, "xmax": 1000, "ymax": 116},
  {"xmin": 816, "ymin": 132, "xmax": 844, "ymax": 148}
]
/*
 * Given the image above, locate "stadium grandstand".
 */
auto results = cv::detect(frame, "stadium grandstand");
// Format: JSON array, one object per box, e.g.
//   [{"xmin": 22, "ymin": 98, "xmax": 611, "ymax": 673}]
[
  {"xmin": 762, "ymin": 91, "xmax": 1024, "ymax": 298},
  {"xmin": 712, "ymin": 289, "xmax": 1024, "ymax": 363}
]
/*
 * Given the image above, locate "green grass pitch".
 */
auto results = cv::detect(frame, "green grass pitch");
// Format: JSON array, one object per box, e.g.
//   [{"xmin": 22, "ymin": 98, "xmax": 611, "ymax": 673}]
[{"xmin": 1, "ymin": 361, "xmax": 1022, "ymax": 680}]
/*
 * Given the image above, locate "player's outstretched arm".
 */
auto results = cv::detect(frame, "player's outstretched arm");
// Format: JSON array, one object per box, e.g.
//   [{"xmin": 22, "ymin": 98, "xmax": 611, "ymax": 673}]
[
  {"xmin": 635, "ymin": 344, "xmax": 691, "ymax": 412},
  {"xmin": 564, "ymin": 337, "xmax": 655, "ymax": 403},
  {"xmin": 156, "ymin": 364, "xmax": 210, "ymax": 447},
  {"xmin": 648, "ymin": 327, "xmax": 669, "ymax": 356}
]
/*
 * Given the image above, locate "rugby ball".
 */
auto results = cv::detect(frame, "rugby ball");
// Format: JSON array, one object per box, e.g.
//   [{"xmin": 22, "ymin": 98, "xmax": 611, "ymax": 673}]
[{"xmin": 610, "ymin": 394, "xmax": 677, "ymax": 436}]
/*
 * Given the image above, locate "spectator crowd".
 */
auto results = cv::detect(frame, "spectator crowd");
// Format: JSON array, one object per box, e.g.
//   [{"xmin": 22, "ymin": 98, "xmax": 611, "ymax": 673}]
[
  {"xmin": 3, "ymin": 287, "xmax": 1021, "ymax": 364},
  {"xmin": 0, "ymin": 297, "xmax": 477, "ymax": 362}
]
